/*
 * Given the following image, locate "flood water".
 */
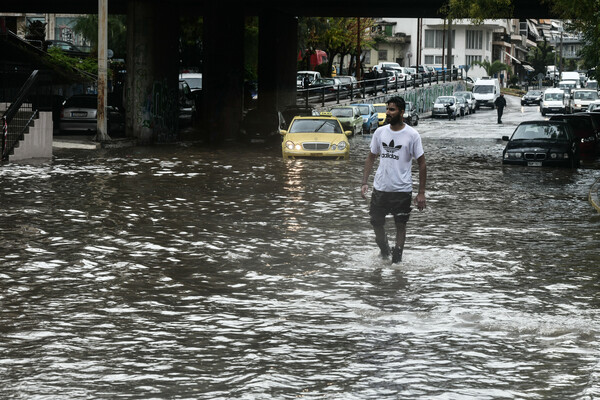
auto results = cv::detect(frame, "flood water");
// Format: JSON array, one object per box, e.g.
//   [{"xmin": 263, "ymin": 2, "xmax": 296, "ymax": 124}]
[{"xmin": 2, "ymin": 100, "xmax": 600, "ymax": 399}]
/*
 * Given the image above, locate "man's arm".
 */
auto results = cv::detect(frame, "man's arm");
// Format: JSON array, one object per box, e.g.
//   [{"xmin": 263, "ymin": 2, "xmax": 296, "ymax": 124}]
[
  {"xmin": 415, "ymin": 154, "xmax": 426, "ymax": 210},
  {"xmin": 361, "ymin": 152, "xmax": 377, "ymax": 199}
]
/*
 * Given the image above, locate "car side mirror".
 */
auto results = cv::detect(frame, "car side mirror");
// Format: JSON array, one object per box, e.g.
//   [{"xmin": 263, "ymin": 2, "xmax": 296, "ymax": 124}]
[
  {"xmin": 344, "ymin": 131, "xmax": 352, "ymax": 136},
  {"xmin": 280, "ymin": 129, "xmax": 287, "ymax": 135},
  {"xmin": 502, "ymin": 136, "xmax": 509, "ymax": 141}
]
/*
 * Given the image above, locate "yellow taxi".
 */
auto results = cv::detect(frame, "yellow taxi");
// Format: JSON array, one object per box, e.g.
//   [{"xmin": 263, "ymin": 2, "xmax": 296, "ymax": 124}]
[
  {"xmin": 373, "ymin": 103, "xmax": 388, "ymax": 126},
  {"xmin": 281, "ymin": 116, "xmax": 350, "ymax": 160}
]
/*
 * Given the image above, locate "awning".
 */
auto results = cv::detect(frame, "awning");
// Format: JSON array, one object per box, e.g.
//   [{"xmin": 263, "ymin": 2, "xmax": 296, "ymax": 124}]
[
  {"xmin": 523, "ymin": 65, "xmax": 535, "ymax": 72},
  {"xmin": 503, "ymin": 51, "xmax": 521, "ymax": 65}
]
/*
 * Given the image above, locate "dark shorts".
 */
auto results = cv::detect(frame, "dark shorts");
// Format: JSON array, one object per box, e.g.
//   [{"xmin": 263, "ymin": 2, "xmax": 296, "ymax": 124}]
[{"xmin": 369, "ymin": 189, "xmax": 412, "ymax": 226}]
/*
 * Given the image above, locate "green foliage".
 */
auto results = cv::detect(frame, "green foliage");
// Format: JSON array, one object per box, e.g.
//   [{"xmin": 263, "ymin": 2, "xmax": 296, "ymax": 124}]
[
  {"xmin": 526, "ymin": 39, "xmax": 555, "ymax": 76},
  {"xmin": 47, "ymin": 47, "xmax": 99, "ymax": 77},
  {"xmin": 442, "ymin": 0, "xmax": 513, "ymax": 21},
  {"xmin": 472, "ymin": 59, "xmax": 509, "ymax": 76},
  {"xmin": 72, "ymin": 14, "xmax": 127, "ymax": 58},
  {"xmin": 548, "ymin": 0, "xmax": 600, "ymax": 78}
]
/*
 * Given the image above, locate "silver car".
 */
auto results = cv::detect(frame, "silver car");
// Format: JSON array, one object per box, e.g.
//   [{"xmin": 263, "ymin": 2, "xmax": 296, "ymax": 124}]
[{"xmin": 59, "ymin": 94, "xmax": 124, "ymax": 134}]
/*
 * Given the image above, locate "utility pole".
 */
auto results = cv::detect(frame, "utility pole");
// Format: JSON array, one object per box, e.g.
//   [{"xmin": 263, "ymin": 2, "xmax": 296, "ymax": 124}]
[
  {"xmin": 356, "ymin": 17, "xmax": 361, "ymax": 82},
  {"xmin": 96, "ymin": 0, "xmax": 111, "ymax": 142}
]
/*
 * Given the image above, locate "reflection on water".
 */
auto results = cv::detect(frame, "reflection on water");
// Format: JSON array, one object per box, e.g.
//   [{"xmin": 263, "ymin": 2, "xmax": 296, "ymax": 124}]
[{"xmin": 1, "ymin": 135, "xmax": 600, "ymax": 399}]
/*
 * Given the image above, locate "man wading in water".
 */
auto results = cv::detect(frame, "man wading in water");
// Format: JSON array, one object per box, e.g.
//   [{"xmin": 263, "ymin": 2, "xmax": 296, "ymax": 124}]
[{"xmin": 361, "ymin": 96, "xmax": 427, "ymax": 263}]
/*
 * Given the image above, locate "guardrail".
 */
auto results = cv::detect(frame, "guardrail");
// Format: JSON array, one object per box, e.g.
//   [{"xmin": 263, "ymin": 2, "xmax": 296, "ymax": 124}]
[{"xmin": 297, "ymin": 69, "xmax": 463, "ymax": 108}]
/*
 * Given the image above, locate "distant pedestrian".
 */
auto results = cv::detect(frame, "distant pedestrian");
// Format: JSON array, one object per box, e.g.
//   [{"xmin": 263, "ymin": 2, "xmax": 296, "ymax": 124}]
[{"xmin": 495, "ymin": 94, "xmax": 507, "ymax": 124}]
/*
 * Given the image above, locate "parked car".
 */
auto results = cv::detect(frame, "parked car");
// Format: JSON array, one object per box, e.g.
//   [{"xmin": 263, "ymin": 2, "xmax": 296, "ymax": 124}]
[
  {"xmin": 432, "ymin": 96, "xmax": 459, "ymax": 119},
  {"xmin": 454, "ymin": 95, "xmax": 469, "ymax": 116},
  {"xmin": 404, "ymin": 101, "xmax": 419, "ymax": 126},
  {"xmin": 351, "ymin": 103, "xmax": 379, "ymax": 134},
  {"xmin": 179, "ymin": 72, "xmax": 202, "ymax": 93},
  {"xmin": 58, "ymin": 94, "xmax": 124, "ymax": 134},
  {"xmin": 329, "ymin": 106, "xmax": 363, "ymax": 136},
  {"xmin": 571, "ymin": 89, "xmax": 599, "ymax": 113},
  {"xmin": 240, "ymin": 108, "xmax": 285, "ymax": 143},
  {"xmin": 373, "ymin": 103, "xmax": 387, "ymax": 126},
  {"xmin": 44, "ymin": 40, "xmax": 88, "ymax": 58},
  {"xmin": 297, "ymin": 71, "xmax": 321, "ymax": 89},
  {"xmin": 309, "ymin": 77, "xmax": 343, "ymax": 95},
  {"xmin": 549, "ymin": 114, "xmax": 600, "ymax": 158},
  {"xmin": 178, "ymin": 79, "xmax": 197, "ymax": 126},
  {"xmin": 281, "ymin": 116, "xmax": 350, "ymax": 160},
  {"xmin": 521, "ymin": 90, "xmax": 543, "ymax": 106},
  {"xmin": 454, "ymin": 91, "xmax": 476, "ymax": 114},
  {"xmin": 335, "ymin": 75, "xmax": 358, "ymax": 92},
  {"xmin": 502, "ymin": 120, "xmax": 580, "ymax": 168}
]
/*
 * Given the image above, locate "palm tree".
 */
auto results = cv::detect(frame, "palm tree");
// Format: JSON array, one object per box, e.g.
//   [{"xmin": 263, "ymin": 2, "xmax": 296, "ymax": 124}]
[{"xmin": 472, "ymin": 59, "xmax": 509, "ymax": 78}]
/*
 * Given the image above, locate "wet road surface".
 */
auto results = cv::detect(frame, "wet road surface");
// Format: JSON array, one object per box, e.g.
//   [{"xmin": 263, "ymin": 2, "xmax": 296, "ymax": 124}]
[{"xmin": 1, "ymin": 95, "xmax": 600, "ymax": 399}]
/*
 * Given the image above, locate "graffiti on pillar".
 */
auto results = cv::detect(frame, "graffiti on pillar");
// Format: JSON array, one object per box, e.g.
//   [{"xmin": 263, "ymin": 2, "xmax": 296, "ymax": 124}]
[{"xmin": 139, "ymin": 79, "xmax": 178, "ymax": 143}]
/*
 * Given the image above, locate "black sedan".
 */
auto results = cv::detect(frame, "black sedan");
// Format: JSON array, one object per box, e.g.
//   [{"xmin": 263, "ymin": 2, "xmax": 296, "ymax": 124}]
[
  {"xmin": 521, "ymin": 90, "xmax": 543, "ymax": 106},
  {"xmin": 502, "ymin": 120, "xmax": 580, "ymax": 168}
]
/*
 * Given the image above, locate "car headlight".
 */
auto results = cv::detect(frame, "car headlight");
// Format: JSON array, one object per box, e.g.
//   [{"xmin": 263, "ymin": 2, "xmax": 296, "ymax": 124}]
[
  {"xmin": 505, "ymin": 152, "xmax": 523, "ymax": 159},
  {"xmin": 285, "ymin": 140, "xmax": 295, "ymax": 150},
  {"xmin": 337, "ymin": 141, "xmax": 347, "ymax": 150},
  {"xmin": 582, "ymin": 137, "xmax": 596, "ymax": 143},
  {"xmin": 550, "ymin": 152, "xmax": 568, "ymax": 159},
  {"xmin": 331, "ymin": 144, "xmax": 337, "ymax": 150}
]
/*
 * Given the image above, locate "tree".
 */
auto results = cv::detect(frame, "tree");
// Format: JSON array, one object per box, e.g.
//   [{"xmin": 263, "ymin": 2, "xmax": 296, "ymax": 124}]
[
  {"xmin": 548, "ymin": 0, "xmax": 600, "ymax": 78},
  {"xmin": 72, "ymin": 14, "xmax": 127, "ymax": 58},
  {"xmin": 526, "ymin": 38, "xmax": 555, "ymax": 77},
  {"xmin": 472, "ymin": 59, "xmax": 509, "ymax": 77}
]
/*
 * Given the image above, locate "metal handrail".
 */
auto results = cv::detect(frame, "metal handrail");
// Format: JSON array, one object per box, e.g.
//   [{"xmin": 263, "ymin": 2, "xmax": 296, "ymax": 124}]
[{"xmin": 1, "ymin": 70, "xmax": 40, "ymax": 161}]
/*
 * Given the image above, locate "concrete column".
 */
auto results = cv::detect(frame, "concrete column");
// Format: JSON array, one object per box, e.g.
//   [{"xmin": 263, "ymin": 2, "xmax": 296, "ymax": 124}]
[
  {"xmin": 203, "ymin": 6, "xmax": 244, "ymax": 144},
  {"xmin": 258, "ymin": 11, "xmax": 298, "ymax": 113},
  {"xmin": 125, "ymin": 0, "xmax": 179, "ymax": 143}
]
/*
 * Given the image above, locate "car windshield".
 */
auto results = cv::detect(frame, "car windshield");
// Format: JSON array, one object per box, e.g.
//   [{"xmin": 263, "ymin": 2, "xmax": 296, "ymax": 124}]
[
  {"xmin": 435, "ymin": 97, "xmax": 455, "ymax": 105},
  {"xmin": 511, "ymin": 123, "xmax": 569, "ymax": 141},
  {"xmin": 587, "ymin": 81, "xmax": 598, "ymax": 89},
  {"xmin": 574, "ymin": 91, "xmax": 598, "ymax": 100},
  {"xmin": 544, "ymin": 92, "xmax": 564, "ymax": 101},
  {"xmin": 526, "ymin": 91, "xmax": 542, "ymax": 96},
  {"xmin": 184, "ymin": 78, "xmax": 202, "ymax": 90},
  {"xmin": 374, "ymin": 105, "xmax": 386, "ymax": 113},
  {"xmin": 289, "ymin": 119, "xmax": 343, "ymax": 134},
  {"xmin": 559, "ymin": 83, "xmax": 576, "ymax": 90},
  {"xmin": 331, "ymin": 108, "xmax": 353, "ymax": 118},
  {"xmin": 473, "ymin": 85, "xmax": 494, "ymax": 94},
  {"xmin": 64, "ymin": 96, "xmax": 96, "ymax": 108},
  {"xmin": 355, "ymin": 105, "xmax": 370, "ymax": 114}
]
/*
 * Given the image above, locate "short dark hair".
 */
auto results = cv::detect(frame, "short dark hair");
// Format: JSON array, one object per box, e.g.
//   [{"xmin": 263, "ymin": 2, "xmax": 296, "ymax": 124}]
[{"xmin": 386, "ymin": 96, "xmax": 406, "ymax": 111}]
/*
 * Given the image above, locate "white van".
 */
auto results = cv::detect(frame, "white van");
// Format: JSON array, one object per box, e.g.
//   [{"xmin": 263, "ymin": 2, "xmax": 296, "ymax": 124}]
[
  {"xmin": 472, "ymin": 77, "xmax": 500, "ymax": 109},
  {"xmin": 560, "ymin": 71, "xmax": 581, "ymax": 86},
  {"xmin": 541, "ymin": 88, "xmax": 568, "ymax": 116}
]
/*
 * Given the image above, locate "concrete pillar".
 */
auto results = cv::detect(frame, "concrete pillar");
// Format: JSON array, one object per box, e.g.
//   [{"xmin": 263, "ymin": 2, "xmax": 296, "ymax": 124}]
[
  {"xmin": 258, "ymin": 11, "xmax": 298, "ymax": 113},
  {"xmin": 203, "ymin": 6, "xmax": 244, "ymax": 145},
  {"xmin": 126, "ymin": 0, "xmax": 179, "ymax": 143}
]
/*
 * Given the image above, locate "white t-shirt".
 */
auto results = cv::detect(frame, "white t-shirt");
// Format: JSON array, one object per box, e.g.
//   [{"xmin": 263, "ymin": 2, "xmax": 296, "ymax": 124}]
[{"xmin": 369, "ymin": 123, "xmax": 424, "ymax": 193}]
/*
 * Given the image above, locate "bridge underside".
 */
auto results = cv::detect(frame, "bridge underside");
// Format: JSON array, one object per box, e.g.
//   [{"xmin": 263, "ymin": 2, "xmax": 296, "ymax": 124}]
[{"xmin": 2, "ymin": 0, "xmax": 554, "ymax": 144}]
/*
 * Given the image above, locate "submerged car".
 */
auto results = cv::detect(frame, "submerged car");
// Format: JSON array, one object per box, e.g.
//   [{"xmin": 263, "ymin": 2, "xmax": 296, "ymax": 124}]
[
  {"xmin": 432, "ymin": 96, "xmax": 459, "ymax": 119},
  {"xmin": 351, "ymin": 103, "xmax": 379, "ymax": 134},
  {"xmin": 454, "ymin": 91, "xmax": 476, "ymax": 113},
  {"xmin": 521, "ymin": 90, "xmax": 543, "ymax": 106},
  {"xmin": 281, "ymin": 116, "xmax": 350, "ymax": 160},
  {"xmin": 373, "ymin": 103, "xmax": 387, "ymax": 126},
  {"xmin": 329, "ymin": 106, "xmax": 363, "ymax": 136},
  {"xmin": 502, "ymin": 120, "xmax": 580, "ymax": 168},
  {"xmin": 549, "ymin": 114, "xmax": 600, "ymax": 158}
]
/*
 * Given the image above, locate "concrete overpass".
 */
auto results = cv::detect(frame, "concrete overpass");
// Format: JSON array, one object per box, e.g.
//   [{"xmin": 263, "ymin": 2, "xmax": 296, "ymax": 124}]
[{"xmin": 1, "ymin": 0, "xmax": 554, "ymax": 144}]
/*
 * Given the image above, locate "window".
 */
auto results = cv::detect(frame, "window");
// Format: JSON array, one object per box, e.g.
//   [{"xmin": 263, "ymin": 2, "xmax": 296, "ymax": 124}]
[
  {"xmin": 424, "ymin": 29, "xmax": 455, "ymax": 49},
  {"xmin": 424, "ymin": 55, "xmax": 434, "ymax": 64},
  {"xmin": 378, "ymin": 50, "xmax": 388, "ymax": 61},
  {"xmin": 466, "ymin": 30, "xmax": 483, "ymax": 50},
  {"xmin": 466, "ymin": 55, "xmax": 482, "ymax": 66}
]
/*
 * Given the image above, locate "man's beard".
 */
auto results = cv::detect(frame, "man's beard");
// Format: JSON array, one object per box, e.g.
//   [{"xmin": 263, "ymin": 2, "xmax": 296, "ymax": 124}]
[{"xmin": 388, "ymin": 113, "xmax": 402, "ymax": 125}]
